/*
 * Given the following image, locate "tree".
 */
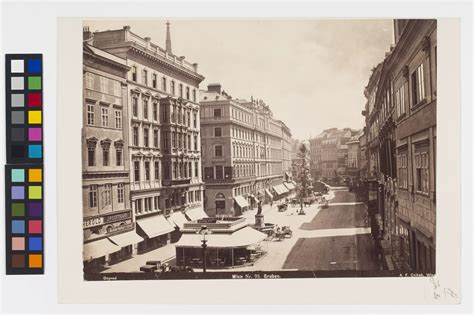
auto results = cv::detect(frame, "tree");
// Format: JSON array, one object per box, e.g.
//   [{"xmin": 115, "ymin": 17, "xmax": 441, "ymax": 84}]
[{"xmin": 296, "ymin": 143, "xmax": 313, "ymax": 214}]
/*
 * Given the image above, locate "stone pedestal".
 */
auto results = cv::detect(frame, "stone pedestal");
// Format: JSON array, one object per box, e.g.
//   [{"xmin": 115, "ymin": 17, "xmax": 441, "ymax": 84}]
[{"xmin": 255, "ymin": 214, "xmax": 264, "ymax": 228}]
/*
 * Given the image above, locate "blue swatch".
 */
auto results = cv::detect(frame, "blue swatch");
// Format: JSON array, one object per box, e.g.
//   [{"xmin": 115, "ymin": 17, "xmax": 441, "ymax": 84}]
[
  {"xmin": 28, "ymin": 59, "xmax": 42, "ymax": 73},
  {"xmin": 12, "ymin": 220, "xmax": 25, "ymax": 234},
  {"xmin": 28, "ymin": 237, "xmax": 42, "ymax": 250},
  {"xmin": 28, "ymin": 144, "xmax": 42, "ymax": 158}
]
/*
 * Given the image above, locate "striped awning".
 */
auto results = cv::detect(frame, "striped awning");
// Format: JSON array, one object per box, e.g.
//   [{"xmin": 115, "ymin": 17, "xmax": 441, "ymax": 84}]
[
  {"xmin": 167, "ymin": 211, "xmax": 189, "ymax": 229},
  {"xmin": 234, "ymin": 195, "xmax": 249, "ymax": 208},
  {"xmin": 108, "ymin": 231, "xmax": 144, "ymax": 247},
  {"xmin": 185, "ymin": 207, "xmax": 208, "ymax": 221}
]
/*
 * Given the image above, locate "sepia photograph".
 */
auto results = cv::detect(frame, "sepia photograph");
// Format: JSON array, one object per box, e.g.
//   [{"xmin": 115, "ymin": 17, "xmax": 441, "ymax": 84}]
[{"xmin": 81, "ymin": 19, "xmax": 437, "ymax": 280}]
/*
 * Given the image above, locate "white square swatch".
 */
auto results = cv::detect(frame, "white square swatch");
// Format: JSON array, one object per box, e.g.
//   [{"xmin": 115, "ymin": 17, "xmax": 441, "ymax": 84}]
[
  {"xmin": 11, "ymin": 77, "xmax": 24, "ymax": 90},
  {"xmin": 11, "ymin": 60, "xmax": 24, "ymax": 73}
]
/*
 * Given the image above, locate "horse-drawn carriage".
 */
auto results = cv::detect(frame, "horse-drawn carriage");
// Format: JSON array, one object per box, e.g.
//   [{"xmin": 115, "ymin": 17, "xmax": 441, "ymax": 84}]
[
  {"xmin": 274, "ymin": 226, "xmax": 293, "ymax": 241},
  {"xmin": 277, "ymin": 203, "xmax": 288, "ymax": 212}
]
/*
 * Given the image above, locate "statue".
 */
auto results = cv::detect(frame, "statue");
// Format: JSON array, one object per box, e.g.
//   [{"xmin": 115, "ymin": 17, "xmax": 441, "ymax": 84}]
[{"xmin": 256, "ymin": 201, "xmax": 263, "ymax": 215}]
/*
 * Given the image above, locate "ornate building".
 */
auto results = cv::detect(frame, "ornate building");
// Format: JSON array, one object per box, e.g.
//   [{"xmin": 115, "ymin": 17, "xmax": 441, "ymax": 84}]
[
  {"xmin": 362, "ymin": 19, "xmax": 437, "ymax": 272},
  {"xmin": 89, "ymin": 23, "xmax": 207, "ymax": 253},
  {"xmin": 82, "ymin": 30, "xmax": 136, "ymax": 270},
  {"xmin": 200, "ymin": 84, "xmax": 294, "ymax": 217}
]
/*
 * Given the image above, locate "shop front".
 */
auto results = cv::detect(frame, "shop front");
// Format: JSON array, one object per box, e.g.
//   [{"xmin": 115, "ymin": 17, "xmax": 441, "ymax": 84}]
[
  {"xmin": 83, "ymin": 209, "xmax": 138, "ymax": 271},
  {"xmin": 233, "ymin": 195, "xmax": 249, "ymax": 215},
  {"xmin": 166, "ymin": 210, "xmax": 190, "ymax": 243}
]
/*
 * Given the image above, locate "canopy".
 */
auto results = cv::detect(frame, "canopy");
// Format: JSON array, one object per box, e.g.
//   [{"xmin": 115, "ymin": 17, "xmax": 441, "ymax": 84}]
[
  {"xmin": 234, "ymin": 195, "xmax": 249, "ymax": 208},
  {"xmin": 83, "ymin": 238, "xmax": 120, "ymax": 261},
  {"xmin": 284, "ymin": 182, "xmax": 295, "ymax": 190},
  {"xmin": 167, "ymin": 211, "xmax": 189, "ymax": 229},
  {"xmin": 185, "ymin": 207, "xmax": 209, "ymax": 221},
  {"xmin": 137, "ymin": 214, "xmax": 174, "ymax": 238},
  {"xmin": 108, "ymin": 231, "xmax": 144, "ymax": 247},
  {"xmin": 175, "ymin": 227, "xmax": 267, "ymax": 248},
  {"xmin": 264, "ymin": 189, "xmax": 274, "ymax": 199},
  {"xmin": 273, "ymin": 184, "xmax": 289, "ymax": 195}
]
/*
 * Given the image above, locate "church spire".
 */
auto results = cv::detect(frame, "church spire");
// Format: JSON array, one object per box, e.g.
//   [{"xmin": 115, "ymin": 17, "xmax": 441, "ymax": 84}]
[{"xmin": 166, "ymin": 20, "xmax": 172, "ymax": 54}]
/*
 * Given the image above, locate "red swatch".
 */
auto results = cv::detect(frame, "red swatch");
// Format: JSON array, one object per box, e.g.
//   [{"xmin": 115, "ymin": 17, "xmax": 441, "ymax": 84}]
[
  {"xmin": 28, "ymin": 93, "xmax": 42, "ymax": 107},
  {"xmin": 28, "ymin": 220, "xmax": 42, "ymax": 234}
]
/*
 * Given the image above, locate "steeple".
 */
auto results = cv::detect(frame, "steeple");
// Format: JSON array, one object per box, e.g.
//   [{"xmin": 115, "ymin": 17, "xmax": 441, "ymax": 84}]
[{"xmin": 165, "ymin": 20, "xmax": 172, "ymax": 54}]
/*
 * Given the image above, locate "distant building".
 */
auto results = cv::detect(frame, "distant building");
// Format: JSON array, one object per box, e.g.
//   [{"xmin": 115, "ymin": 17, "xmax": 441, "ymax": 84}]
[
  {"xmin": 291, "ymin": 139, "xmax": 310, "ymax": 182},
  {"xmin": 346, "ymin": 132, "xmax": 363, "ymax": 179},
  {"xmin": 309, "ymin": 128, "xmax": 360, "ymax": 185},
  {"xmin": 200, "ymin": 84, "xmax": 294, "ymax": 217}
]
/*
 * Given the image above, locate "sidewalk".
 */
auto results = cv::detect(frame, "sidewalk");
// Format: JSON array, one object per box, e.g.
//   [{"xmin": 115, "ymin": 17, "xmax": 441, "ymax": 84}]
[{"xmin": 102, "ymin": 241, "xmax": 176, "ymax": 273}]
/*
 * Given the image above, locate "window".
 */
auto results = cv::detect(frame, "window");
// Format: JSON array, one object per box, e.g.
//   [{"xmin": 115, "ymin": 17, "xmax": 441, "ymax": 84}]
[
  {"xmin": 117, "ymin": 183, "xmax": 124, "ymax": 204},
  {"xmin": 145, "ymin": 161, "xmax": 150, "ymax": 181},
  {"xmin": 144, "ymin": 198, "xmax": 151, "ymax": 212},
  {"xmin": 88, "ymin": 146, "xmax": 95, "ymax": 166},
  {"xmin": 153, "ymin": 103, "xmax": 158, "ymax": 121},
  {"xmin": 192, "ymin": 89, "xmax": 196, "ymax": 102},
  {"xmin": 195, "ymin": 161, "xmax": 199, "ymax": 177},
  {"xmin": 103, "ymin": 184, "xmax": 111, "ymax": 207},
  {"xmin": 215, "ymin": 145, "xmax": 223, "ymax": 157},
  {"xmin": 152, "ymin": 73, "xmax": 157, "ymax": 89},
  {"xmin": 172, "ymin": 162, "xmax": 177, "ymax": 179},
  {"xmin": 396, "ymin": 84, "xmax": 406, "ymax": 117},
  {"xmin": 134, "ymin": 161, "xmax": 140, "ymax": 182},
  {"xmin": 172, "ymin": 132, "xmax": 177, "ymax": 148},
  {"xmin": 116, "ymin": 149, "xmax": 122, "ymax": 166},
  {"xmin": 215, "ymin": 165, "xmax": 223, "ymax": 179},
  {"xmin": 193, "ymin": 113, "xmax": 197, "ymax": 128},
  {"xmin": 143, "ymin": 99, "xmax": 148, "ymax": 119},
  {"xmin": 194, "ymin": 135, "xmax": 198, "ymax": 151},
  {"xmin": 87, "ymin": 103, "xmax": 94, "ymax": 125},
  {"xmin": 154, "ymin": 161, "xmax": 160, "ymax": 180},
  {"xmin": 133, "ymin": 127, "xmax": 139, "ymax": 146},
  {"xmin": 85, "ymin": 72, "xmax": 94, "ymax": 89},
  {"xmin": 142, "ymin": 69, "xmax": 148, "ymax": 85},
  {"xmin": 179, "ymin": 84, "xmax": 183, "ymax": 98},
  {"xmin": 214, "ymin": 108, "xmax": 221, "ymax": 117},
  {"xmin": 132, "ymin": 66, "xmax": 137, "ymax": 82},
  {"xmin": 101, "ymin": 108, "xmax": 108, "ymax": 127},
  {"xmin": 171, "ymin": 80, "xmax": 176, "ymax": 95},
  {"xmin": 214, "ymin": 127, "xmax": 222, "ymax": 137},
  {"xmin": 195, "ymin": 190, "xmax": 201, "ymax": 201},
  {"xmin": 114, "ymin": 110, "xmax": 122, "ymax": 129},
  {"xmin": 154, "ymin": 196, "xmax": 159, "ymax": 210},
  {"xmin": 89, "ymin": 185, "xmax": 97, "ymax": 208},
  {"xmin": 103, "ymin": 148, "xmax": 109, "ymax": 166},
  {"xmin": 397, "ymin": 154, "xmax": 408, "ymax": 188},
  {"xmin": 153, "ymin": 129, "xmax": 159, "ymax": 147},
  {"xmin": 415, "ymin": 150, "xmax": 429, "ymax": 193},
  {"xmin": 188, "ymin": 163, "xmax": 192, "ymax": 178},
  {"xmin": 188, "ymin": 134, "xmax": 191, "ymax": 149},
  {"xmin": 143, "ymin": 128, "xmax": 149, "ymax": 147},
  {"xmin": 135, "ymin": 199, "xmax": 142, "ymax": 214},
  {"xmin": 411, "ymin": 63, "xmax": 425, "ymax": 105},
  {"xmin": 161, "ymin": 77, "xmax": 167, "ymax": 92},
  {"xmin": 132, "ymin": 97, "xmax": 138, "ymax": 117},
  {"xmin": 186, "ymin": 87, "xmax": 190, "ymax": 100}
]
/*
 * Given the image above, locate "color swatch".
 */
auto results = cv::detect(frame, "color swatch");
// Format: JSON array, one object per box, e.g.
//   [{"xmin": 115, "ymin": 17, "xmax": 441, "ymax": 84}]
[
  {"xmin": 5, "ymin": 165, "xmax": 44, "ymax": 274},
  {"xmin": 6, "ymin": 54, "xmax": 43, "ymax": 164},
  {"xmin": 5, "ymin": 54, "xmax": 44, "ymax": 275}
]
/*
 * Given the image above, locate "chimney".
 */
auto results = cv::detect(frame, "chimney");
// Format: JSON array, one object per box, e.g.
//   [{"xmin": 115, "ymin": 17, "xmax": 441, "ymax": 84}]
[
  {"xmin": 207, "ymin": 83, "xmax": 222, "ymax": 94},
  {"xmin": 165, "ymin": 20, "xmax": 172, "ymax": 54}
]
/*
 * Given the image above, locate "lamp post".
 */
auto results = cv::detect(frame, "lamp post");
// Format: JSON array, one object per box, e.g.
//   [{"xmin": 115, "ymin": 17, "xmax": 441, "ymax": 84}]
[{"xmin": 197, "ymin": 225, "xmax": 211, "ymax": 272}]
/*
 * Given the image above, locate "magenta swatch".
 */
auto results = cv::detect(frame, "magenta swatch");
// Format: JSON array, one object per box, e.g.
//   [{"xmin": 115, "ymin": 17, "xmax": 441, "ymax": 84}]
[{"xmin": 28, "ymin": 128, "xmax": 42, "ymax": 141}]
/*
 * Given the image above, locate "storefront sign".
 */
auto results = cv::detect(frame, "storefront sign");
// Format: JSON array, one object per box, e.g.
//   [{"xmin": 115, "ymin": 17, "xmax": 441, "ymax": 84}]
[
  {"xmin": 83, "ymin": 217, "xmax": 104, "ymax": 228},
  {"xmin": 83, "ymin": 210, "xmax": 132, "ymax": 229}
]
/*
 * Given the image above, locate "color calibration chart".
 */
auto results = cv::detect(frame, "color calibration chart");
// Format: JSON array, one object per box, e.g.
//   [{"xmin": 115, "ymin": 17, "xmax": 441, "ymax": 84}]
[{"xmin": 5, "ymin": 54, "xmax": 44, "ymax": 274}]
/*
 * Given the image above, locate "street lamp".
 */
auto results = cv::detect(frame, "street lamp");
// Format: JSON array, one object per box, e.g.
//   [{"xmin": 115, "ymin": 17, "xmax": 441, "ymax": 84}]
[{"xmin": 197, "ymin": 225, "xmax": 212, "ymax": 272}]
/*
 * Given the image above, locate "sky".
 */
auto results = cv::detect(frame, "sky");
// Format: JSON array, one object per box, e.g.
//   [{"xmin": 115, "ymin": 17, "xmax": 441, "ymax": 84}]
[{"xmin": 85, "ymin": 19, "xmax": 393, "ymax": 140}]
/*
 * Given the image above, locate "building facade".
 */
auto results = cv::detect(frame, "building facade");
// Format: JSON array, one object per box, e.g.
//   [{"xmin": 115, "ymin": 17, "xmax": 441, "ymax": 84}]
[
  {"xmin": 82, "ymin": 33, "xmax": 136, "ymax": 270},
  {"xmin": 89, "ymin": 23, "xmax": 207, "ymax": 253},
  {"xmin": 309, "ymin": 128, "xmax": 359, "ymax": 185},
  {"xmin": 200, "ymin": 84, "xmax": 293, "ymax": 217},
  {"xmin": 362, "ymin": 19, "xmax": 437, "ymax": 272}
]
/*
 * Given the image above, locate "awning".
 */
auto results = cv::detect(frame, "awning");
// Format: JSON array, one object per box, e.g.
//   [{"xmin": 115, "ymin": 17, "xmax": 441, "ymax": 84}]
[
  {"xmin": 283, "ymin": 182, "xmax": 295, "ymax": 190},
  {"xmin": 108, "ymin": 231, "xmax": 144, "ymax": 247},
  {"xmin": 83, "ymin": 238, "xmax": 120, "ymax": 261},
  {"xmin": 185, "ymin": 207, "xmax": 209, "ymax": 221},
  {"xmin": 167, "ymin": 211, "xmax": 189, "ymax": 229},
  {"xmin": 175, "ymin": 227, "xmax": 267, "ymax": 248},
  {"xmin": 273, "ymin": 184, "xmax": 288, "ymax": 195},
  {"xmin": 265, "ymin": 189, "xmax": 274, "ymax": 199},
  {"xmin": 137, "ymin": 214, "xmax": 175, "ymax": 238},
  {"xmin": 279, "ymin": 184, "xmax": 289, "ymax": 194},
  {"xmin": 234, "ymin": 195, "xmax": 249, "ymax": 208}
]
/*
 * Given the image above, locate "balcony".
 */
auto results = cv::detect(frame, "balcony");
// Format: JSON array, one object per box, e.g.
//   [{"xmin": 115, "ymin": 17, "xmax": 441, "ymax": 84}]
[{"xmin": 162, "ymin": 178, "xmax": 191, "ymax": 186}]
